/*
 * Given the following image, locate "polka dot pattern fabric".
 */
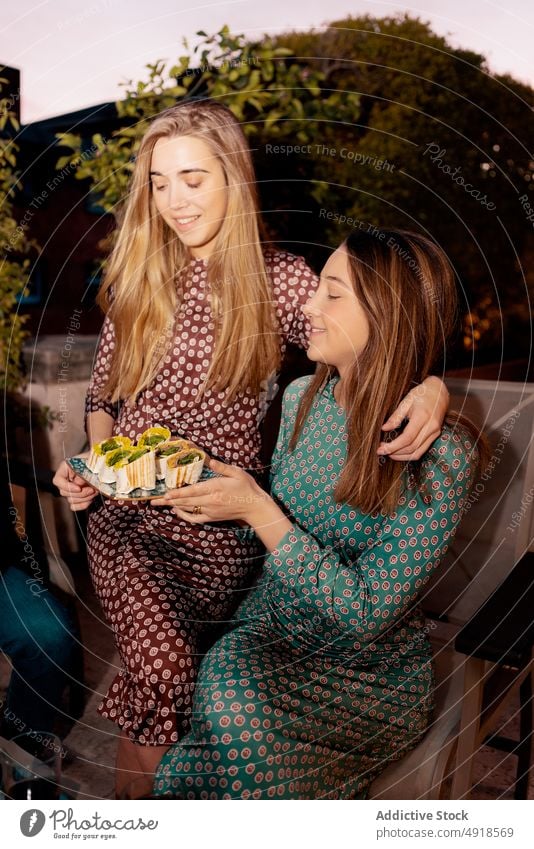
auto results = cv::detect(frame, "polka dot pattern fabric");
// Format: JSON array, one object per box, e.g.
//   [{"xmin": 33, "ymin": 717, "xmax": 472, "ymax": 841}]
[
  {"xmin": 85, "ymin": 252, "xmax": 318, "ymax": 745},
  {"xmin": 154, "ymin": 376, "xmax": 476, "ymax": 797}
]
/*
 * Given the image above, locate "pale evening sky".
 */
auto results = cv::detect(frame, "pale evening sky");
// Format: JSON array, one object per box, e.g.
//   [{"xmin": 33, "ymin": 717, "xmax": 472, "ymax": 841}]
[{"xmin": 2, "ymin": 0, "xmax": 533, "ymax": 124}]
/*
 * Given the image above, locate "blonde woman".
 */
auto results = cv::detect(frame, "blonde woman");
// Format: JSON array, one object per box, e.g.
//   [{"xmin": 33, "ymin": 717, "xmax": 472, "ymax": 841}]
[
  {"xmin": 53, "ymin": 101, "xmax": 449, "ymax": 792},
  {"xmin": 154, "ymin": 229, "xmax": 480, "ymax": 799}
]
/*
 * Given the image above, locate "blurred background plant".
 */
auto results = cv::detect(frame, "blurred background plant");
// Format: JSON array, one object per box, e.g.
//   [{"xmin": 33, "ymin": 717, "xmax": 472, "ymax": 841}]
[
  {"xmin": 0, "ymin": 79, "xmax": 32, "ymax": 395},
  {"xmin": 55, "ymin": 27, "xmax": 360, "ymax": 230},
  {"xmin": 54, "ymin": 17, "xmax": 534, "ymax": 367},
  {"xmin": 0, "ymin": 80, "xmax": 52, "ymax": 436}
]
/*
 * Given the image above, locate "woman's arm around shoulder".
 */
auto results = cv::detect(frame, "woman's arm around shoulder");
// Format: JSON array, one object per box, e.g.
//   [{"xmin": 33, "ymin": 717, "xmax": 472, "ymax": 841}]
[{"xmin": 264, "ymin": 249, "xmax": 318, "ymax": 349}]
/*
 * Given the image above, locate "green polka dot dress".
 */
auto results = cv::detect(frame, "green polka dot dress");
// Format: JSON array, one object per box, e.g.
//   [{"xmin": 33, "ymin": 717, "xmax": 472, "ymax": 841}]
[{"xmin": 154, "ymin": 376, "xmax": 476, "ymax": 799}]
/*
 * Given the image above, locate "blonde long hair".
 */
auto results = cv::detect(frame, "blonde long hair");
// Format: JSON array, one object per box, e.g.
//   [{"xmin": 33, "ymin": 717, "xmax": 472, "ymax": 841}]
[
  {"xmin": 97, "ymin": 100, "xmax": 280, "ymax": 404},
  {"xmin": 290, "ymin": 229, "xmax": 481, "ymax": 514}
]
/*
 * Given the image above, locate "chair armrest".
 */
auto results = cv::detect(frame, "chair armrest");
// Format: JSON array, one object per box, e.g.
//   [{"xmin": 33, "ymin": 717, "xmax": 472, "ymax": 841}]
[{"xmin": 454, "ymin": 552, "xmax": 534, "ymax": 667}]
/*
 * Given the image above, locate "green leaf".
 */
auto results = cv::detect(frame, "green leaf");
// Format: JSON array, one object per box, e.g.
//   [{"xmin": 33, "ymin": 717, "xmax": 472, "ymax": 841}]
[
  {"xmin": 55, "ymin": 155, "xmax": 73, "ymax": 169},
  {"xmin": 56, "ymin": 132, "xmax": 82, "ymax": 151}
]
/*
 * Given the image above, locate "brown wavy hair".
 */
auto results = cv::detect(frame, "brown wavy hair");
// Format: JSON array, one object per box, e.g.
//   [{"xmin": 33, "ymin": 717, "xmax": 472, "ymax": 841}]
[
  {"xmin": 290, "ymin": 228, "xmax": 481, "ymax": 514},
  {"xmin": 97, "ymin": 99, "xmax": 280, "ymax": 404}
]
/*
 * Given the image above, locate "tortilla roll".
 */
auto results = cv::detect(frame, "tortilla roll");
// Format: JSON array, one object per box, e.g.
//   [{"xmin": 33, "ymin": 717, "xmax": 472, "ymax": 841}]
[
  {"xmin": 113, "ymin": 448, "xmax": 156, "ymax": 494},
  {"xmin": 138, "ymin": 426, "xmax": 171, "ymax": 449},
  {"xmin": 100, "ymin": 447, "xmax": 133, "ymax": 484},
  {"xmin": 165, "ymin": 448, "xmax": 206, "ymax": 489},
  {"xmin": 87, "ymin": 436, "xmax": 132, "ymax": 477},
  {"xmin": 155, "ymin": 439, "xmax": 193, "ymax": 480}
]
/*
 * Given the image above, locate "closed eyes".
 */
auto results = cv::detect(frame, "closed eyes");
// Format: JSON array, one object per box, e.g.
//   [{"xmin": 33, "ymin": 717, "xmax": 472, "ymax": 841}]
[{"xmin": 152, "ymin": 182, "xmax": 202, "ymax": 191}]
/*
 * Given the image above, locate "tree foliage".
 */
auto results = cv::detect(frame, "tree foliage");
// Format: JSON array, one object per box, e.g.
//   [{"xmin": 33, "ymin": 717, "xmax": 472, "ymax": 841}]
[
  {"xmin": 56, "ymin": 18, "xmax": 534, "ymax": 364},
  {"xmin": 55, "ymin": 27, "xmax": 359, "ymax": 219},
  {"xmin": 0, "ymin": 82, "xmax": 32, "ymax": 393},
  {"xmin": 273, "ymin": 15, "xmax": 534, "ymax": 360}
]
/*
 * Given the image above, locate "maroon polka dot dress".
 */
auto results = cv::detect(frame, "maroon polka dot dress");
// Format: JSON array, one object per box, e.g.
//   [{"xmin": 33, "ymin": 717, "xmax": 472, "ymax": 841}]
[
  {"xmin": 154, "ymin": 376, "xmax": 476, "ymax": 798},
  {"xmin": 85, "ymin": 251, "xmax": 317, "ymax": 745}
]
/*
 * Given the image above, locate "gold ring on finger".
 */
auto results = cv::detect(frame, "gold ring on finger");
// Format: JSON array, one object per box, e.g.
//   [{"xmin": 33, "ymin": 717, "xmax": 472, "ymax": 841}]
[{"xmin": 193, "ymin": 505, "xmax": 202, "ymax": 515}]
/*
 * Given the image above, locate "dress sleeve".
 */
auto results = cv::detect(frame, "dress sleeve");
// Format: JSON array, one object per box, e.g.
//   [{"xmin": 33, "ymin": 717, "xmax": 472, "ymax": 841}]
[
  {"xmin": 268, "ymin": 377, "xmax": 310, "ymax": 485},
  {"xmin": 84, "ymin": 315, "xmax": 122, "ymax": 429},
  {"xmin": 270, "ymin": 253, "xmax": 319, "ymax": 349},
  {"xmin": 265, "ymin": 427, "xmax": 477, "ymax": 647}
]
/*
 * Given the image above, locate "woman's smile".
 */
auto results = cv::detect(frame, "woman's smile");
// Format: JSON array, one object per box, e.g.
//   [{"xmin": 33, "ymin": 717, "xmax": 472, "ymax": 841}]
[{"xmin": 172, "ymin": 213, "xmax": 202, "ymax": 232}]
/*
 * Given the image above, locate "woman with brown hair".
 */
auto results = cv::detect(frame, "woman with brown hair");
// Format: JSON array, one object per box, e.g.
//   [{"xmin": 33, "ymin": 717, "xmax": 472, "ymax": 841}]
[
  {"xmin": 52, "ymin": 101, "xmax": 448, "ymax": 792},
  {"xmin": 153, "ymin": 228, "xmax": 480, "ymax": 799}
]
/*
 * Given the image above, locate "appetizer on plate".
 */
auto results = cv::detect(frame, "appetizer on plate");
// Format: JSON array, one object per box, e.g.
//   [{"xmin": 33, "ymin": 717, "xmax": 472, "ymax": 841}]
[
  {"xmin": 165, "ymin": 448, "xmax": 206, "ymax": 489},
  {"xmin": 86, "ymin": 436, "xmax": 132, "ymax": 477},
  {"xmin": 101, "ymin": 446, "xmax": 133, "ymax": 484},
  {"xmin": 138, "ymin": 426, "xmax": 171, "ymax": 449},
  {"xmin": 112, "ymin": 447, "xmax": 157, "ymax": 494},
  {"xmin": 70, "ymin": 425, "xmax": 207, "ymax": 498},
  {"xmin": 155, "ymin": 439, "xmax": 194, "ymax": 480}
]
